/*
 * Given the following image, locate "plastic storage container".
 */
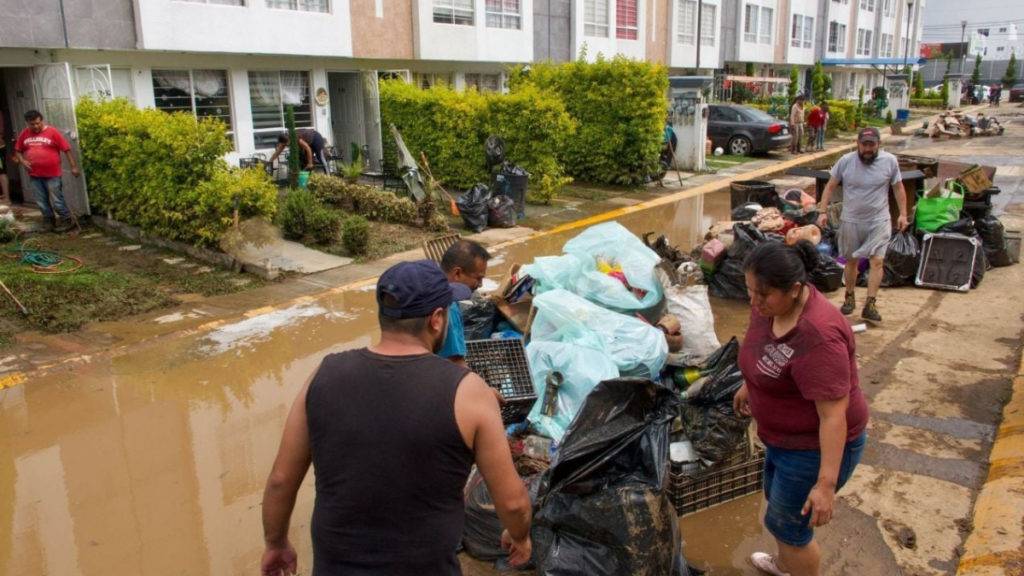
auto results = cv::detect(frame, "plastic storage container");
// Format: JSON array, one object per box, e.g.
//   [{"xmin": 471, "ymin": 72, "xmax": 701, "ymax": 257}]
[
  {"xmin": 915, "ymin": 233, "xmax": 982, "ymax": 292},
  {"xmin": 464, "ymin": 338, "xmax": 537, "ymax": 424},
  {"xmin": 730, "ymin": 180, "xmax": 777, "ymax": 210}
]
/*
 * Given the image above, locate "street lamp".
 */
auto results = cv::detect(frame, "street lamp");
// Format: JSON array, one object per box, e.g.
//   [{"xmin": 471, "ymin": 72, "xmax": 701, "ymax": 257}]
[{"xmin": 903, "ymin": 1, "xmax": 914, "ymax": 90}]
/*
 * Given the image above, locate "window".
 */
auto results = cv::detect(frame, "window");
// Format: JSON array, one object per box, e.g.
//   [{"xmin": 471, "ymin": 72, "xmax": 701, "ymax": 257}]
[
  {"xmin": 433, "ymin": 0, "xmax": 473, "ymax": 25},
  {"xmin": 152, "ymin": 70, "xmax": 233, "ymax": 134},
  {"xmin": 486, "ymin": 0, "xmax": 521, "ymax": 29},
  {"xmin": 828, "ymin": 21, "xmax": 846, "ymax": 52},
  {"xmin": 758, "ymin": 7, "xmax": 773, "ymax": 44},
  {"xmin": 184, "ymin": 0, "xmax": 244, "ymax": 4},
  {"xmin": 856, "ymin": 28, "xmax": 872, "ymax": 56},
  {"xmin": 791, "ymin": 14, "xmax": 813, "ymax": 49},
  {"xmin": 248, "ymin": 71, "xmax": 311, "ymax": 149},
  {"xmin": 266, "ymin": 0, "xmax": 328, "ymax": 12},
  {"xmin": 859, "ymin": 0, "xmax": 874, "ymax": 11},
  {"xmin": 883, "ymin": 0, "xmax": 893, "ymax": 17},
  {"xmin": 700, "ymin": 3, "xmax": 715, "ymax": 46},
  {"xmin": 999, "ymin": 27, "xmax": 1007, "ymax": 33},
  {"xmin": 879, "ymin": 33, "xmax": 894, "ymax": 57},
  {"xmin": 677, "ymin": 0, "xmax": 696, "ymax": 44},
  {"xmin": 465, "ymin": 73, "xmax": 502, "ymax": 92},
  {"xmin": 584, "ymin": 0, "xmax": 609, "ymax": 37},
  {"xmin": 744, "ymin": 4, "xmax": 758, "ymax": 43},
  {"xmin": 413, "ymin": 72, "xmax": 454, "ymax": 89},
  {"xmin": 616, "ymin": 0, "xmax": 638, "ymax": 40},
  {"xmin": 997, "ymin": 46, "xmax": 1005, "ymax": 52}
]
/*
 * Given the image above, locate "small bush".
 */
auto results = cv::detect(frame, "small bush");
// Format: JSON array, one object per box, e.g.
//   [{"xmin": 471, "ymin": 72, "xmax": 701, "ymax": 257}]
[
  {"xmin": 0, "ymin": 220, "xmax": 16, "ymax": 244},
  {"xmin": 308, "ymin": 174, "xmax": 418, "ymax": 224},
  {"xmin": 309, "ymin": 207, "xmax": 343, "ymax": 245},
  {"xmin": 279, "ymin": 189, "xmax": 319, "ymax": 241},
  {"xmin": 342, "ymin": 215, "xmax": 370, "ymax": 255},
  {"xmin": 885, "ymin": 110, "xmax": 894, "ymax": 125},
  {"xmin": 910, "ymin": 98, "xmax": 945, "ymax": 108}
]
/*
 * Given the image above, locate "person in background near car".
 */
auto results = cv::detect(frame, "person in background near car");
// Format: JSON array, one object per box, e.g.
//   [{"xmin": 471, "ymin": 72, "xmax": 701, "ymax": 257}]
[
  {"xmin": 990, "ymin": 84, "xmax": 1001, "ymax": 107},
  {"xmin": 13, "ymin": 110, "xmax": 79, "ymax": 232},
  {"xmin": 807, "ymin": 104, "xmax": 825, "ymax": 152},
  {"xmin": 663, "ymin": 116, "xmax": 678, "ymax": 155},
  {"xmin": 269, "ymin": 128, "xmax": 332, "ymax": 175},
  {"xmin": 260, "ymin": 260, "xmax": 532, "ymax": 576},
  {"xmin": 789, "ymin": 95, "xmax": 806, "ymax": 155},
  {"xmin": 816, "ymin": 127, "xmax": 908, "ymax": 324},
  {"xmin": 736, "ymin": 241, "xmax": 869, "ymax": 576},
  {"xmin": 817, "ymin": 103, "xmax": 829, "ymax": 151},
  {"xmin": 438, "ymin": 239, "xmax": 492, "ymax": 367}
]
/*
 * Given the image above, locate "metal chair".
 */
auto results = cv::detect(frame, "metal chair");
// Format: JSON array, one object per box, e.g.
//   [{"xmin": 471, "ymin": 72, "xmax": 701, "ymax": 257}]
[{"xmin": 422, "ymin": 233, "xmax": 462, "ymax": 263}]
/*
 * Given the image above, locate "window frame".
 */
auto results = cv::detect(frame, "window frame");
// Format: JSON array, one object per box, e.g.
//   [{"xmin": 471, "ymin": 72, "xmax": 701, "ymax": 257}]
[
  {"xmin": 744, "ymin": 3, "xmax": 758, "ymax": 43},
  {"xmin": 247, "ymin": 70, "xmax": 314, "ymax": 150},
  {"xmin": 758, "ymin": 6, "xmax": 773, "ymax": 44},
  {"xmin": 151, "ymin": 68, "xmax": 235, "ymax": 142},
  {"xmin": 791, "ymin": 14, "xmax": 812, "ymax": 49},
  {"xmin": 265, "ymin": 0, "xmax": 330, "ymax": 13},
  {"xmin": 828, "ymin": 21, "xmax": 846, "ymax": 53},
  {"xmin": 465, "ymin": 73, "xmax": 503, "ymax": 92},
  {"xmin": 433, "ymin": 0, "xmax": 474, "ymax": 25},
  {"xmin": 616, "ymin": 0, "xmax": 638, "ymax": 40},
  {"xmin": 699, "ymin": 3, "xmax": 715, "ymax": 46},
  {"xmin": 178, "ymin": 0, "xmax": 245, "ymax": 5},
  {"xmin": 677, "ymin": 0, "xmax": 696, "ymax": 44},
  {"xmin": 584, "ymin": 0, "xmax": 610, "ymax": 38},
  {"xmin": 485, "ymin": 0, "xmax": 521, "ymax": 29}
]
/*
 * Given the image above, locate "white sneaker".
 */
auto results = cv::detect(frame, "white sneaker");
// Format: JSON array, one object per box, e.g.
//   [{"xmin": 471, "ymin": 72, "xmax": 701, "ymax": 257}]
[{"xmin": 750, "ymin": 552, "xmax": 790, "ymax": 576}]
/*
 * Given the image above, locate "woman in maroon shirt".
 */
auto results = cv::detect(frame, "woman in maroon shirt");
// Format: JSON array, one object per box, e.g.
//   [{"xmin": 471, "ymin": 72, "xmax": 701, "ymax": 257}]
[{"xmin": 734, "ymin": 241, "xmax": 868, "ymax": 576}]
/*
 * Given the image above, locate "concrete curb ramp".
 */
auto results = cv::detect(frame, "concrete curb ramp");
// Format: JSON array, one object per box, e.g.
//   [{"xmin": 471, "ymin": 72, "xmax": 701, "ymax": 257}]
[{"xmin": 956, "ymin": 351, "xmax": 1024, "ymax": 576}]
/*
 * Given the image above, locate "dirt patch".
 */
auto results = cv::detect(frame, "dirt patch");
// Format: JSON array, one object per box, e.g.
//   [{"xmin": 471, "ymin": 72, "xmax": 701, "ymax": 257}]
[{"xmin": 318, "ymin": 218, "xmax": 442, "ymax": 263}]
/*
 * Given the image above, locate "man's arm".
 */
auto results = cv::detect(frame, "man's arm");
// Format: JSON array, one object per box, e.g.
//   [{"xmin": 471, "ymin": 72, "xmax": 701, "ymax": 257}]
[
  {"xmin": 63, "ymin": 149, "xmax": 80, "ymax": 177},
  {"xmin": 13, "ymin": 150, "xmax": 29, "ymax": 170},
  {"xmin": 816, "ymin": 175, "xmax": 841, "ymax": 228},
  {"xmin": 299, "ymin": 140, "xmax": 314, "ymax": 169},
  {"xmin": 455, "ymin": 374, "xmax": 532, "ymax": 565},
  {"xmin": 268, "ymin": 143, "xmax": 286, "ymax": 164},
  {"xmin": 892, "ymin": 180, "xmax": 908, "ymax": 231},
  {"xmin": 261, "ymin": 376, "xmax": 313, "ymax": 573}
]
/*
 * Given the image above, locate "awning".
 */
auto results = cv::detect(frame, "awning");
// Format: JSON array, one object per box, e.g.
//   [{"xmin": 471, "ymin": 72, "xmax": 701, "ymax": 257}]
[
  {"xmin": 821, "ymin": 57, "xmax": 927, "ymax": 66},
  {"xmin": 724, "ymin": 75, "xmax": 791, "ymax": 84}
]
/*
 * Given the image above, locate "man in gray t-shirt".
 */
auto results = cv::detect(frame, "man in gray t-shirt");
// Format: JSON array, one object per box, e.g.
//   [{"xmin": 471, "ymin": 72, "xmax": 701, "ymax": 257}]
[{"xmin": 817, "ymin": 127, "xmax": 908, "ymax": 324}]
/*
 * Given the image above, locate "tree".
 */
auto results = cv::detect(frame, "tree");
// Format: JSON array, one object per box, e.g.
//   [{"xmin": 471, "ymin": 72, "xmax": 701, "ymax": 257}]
[
  {"xmin": 1004, "ymin": 52, "xmax": 1019, "ymax": 86},
  {"xmin": 944, "ymin": 51, "xmax": 954, "ymax": 77},
  {"xmin": 854, "ymin": 85, "xmax": 865, "ymax": 128},
  {"xmin": 914, "ymin": 71, "xmax": 925, "ymax": 98},
  {"xmin": 745, "ymin": 62, "xmax": 755, "ymax": 76},
  {"xmin": 788, "ymin": 66, "xmax": 800, "ymax": 100},
  {"xmin": 823, "ymin": 74, "xmax": 833, "ymax": 100},
  {"xmin": 971, "ymin": 54, "xmax": 982, "ymax": 85},
  {"xmin": 812, "ymin": 62, "xmax": 827, "ymax": 103},
  {"xmin": 940, "ymin": 78, "xmax": 950, "ymax": 106},
  {"xmin": 285, "ymin": 105, "xmax": 300, "ymax": 188}
]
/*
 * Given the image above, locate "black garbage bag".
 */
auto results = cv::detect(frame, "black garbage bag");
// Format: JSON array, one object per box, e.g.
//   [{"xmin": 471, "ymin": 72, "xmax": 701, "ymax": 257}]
[
  {"xmin": 457, "ymin": 184, "xmax": 491, "ymax": 233},
  {"xmin": 730, "ymin": 202, "xmax": 763, "ymax": 221},
  {"xmin": 460, "ymin": 295, "xmax": 498, "ymax": 340},
  {"xmin": 463, "ymin": 470, "xmax": 544, "ymax": 561},
  {"xmin": 726, "ymin": 222, "xmax": 768, "ymax": 261},
  {"xmin": 883, "ymin": 230, "xmax": 921, "ymax": 287},
  {"xmin": 975, "ymin": 214, "xmax": 1013, "ymax": 267},
  {"xmin": 810, "ymin": 254, "xmax": 845, "ymax": 292},
  {"xmin": 680, "ymin": 338, "xmax": 751, "ymax": 464},
  {"xmin": 708, "ymin": 258, "xmax": 748, "ymax": 300},
  {"xmin": 533, "ymin": 378, "xmax": 692, "ymax": 576},
  {"xmin": 487, "ymin": 194, "xmax": 517, "ymax": 228},
  {"xmin": 939, "ymin": 217, "xmax": 988, "ymax": 288}
]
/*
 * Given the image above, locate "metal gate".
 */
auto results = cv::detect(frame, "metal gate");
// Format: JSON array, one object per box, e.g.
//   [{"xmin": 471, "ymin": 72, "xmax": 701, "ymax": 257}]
[{"xmin": 33, "ymin": 62, "xmax": 94, "ymax": 216}]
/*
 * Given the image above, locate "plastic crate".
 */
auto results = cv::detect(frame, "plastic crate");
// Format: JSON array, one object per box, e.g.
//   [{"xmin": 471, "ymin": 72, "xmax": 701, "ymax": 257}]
[
  {"xmin": 915, "ymin": 233, "xmax": 981, "ymax": 293},
  {"xmin": 669, "ymin": 441, "xmax": 766, "ymax": 517},
  {"xmin": 464, "ymin": 338, "xmax": 537, "ymax": 425}
]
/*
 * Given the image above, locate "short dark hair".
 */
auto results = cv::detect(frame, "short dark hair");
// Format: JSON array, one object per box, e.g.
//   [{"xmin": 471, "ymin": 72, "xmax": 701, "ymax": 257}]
[
  {"xmin": 377, "ymin": 293, "xmax": 431, "ymax": 335},
  {"xmin": 24, "ymin": 110, "xmax": 43, "ymax": 122},
  {"xmin": 277, "ymin": 133, "xmax": 289, "ymax": 145},
  {"xmin": 743, "ymin": 241, "xmax": 820, "ymax": 292},
  {"xmin": 441, "ymin": 239, "xmax": 491, "ymax": 273}
]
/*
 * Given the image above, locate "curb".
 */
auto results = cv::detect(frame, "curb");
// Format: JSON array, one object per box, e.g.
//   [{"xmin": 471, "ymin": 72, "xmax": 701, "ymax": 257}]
[{"xmin": 956, "ymin": 348, "xmax": 1024, "ymax": 575}]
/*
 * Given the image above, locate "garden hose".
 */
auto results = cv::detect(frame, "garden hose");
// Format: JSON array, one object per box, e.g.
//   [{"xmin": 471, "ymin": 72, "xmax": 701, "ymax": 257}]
[{"xmin": 5, "ymin": 235, "xmax": 83, "ymax": 274}]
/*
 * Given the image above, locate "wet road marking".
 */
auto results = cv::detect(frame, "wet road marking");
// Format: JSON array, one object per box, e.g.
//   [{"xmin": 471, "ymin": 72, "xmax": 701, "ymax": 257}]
[{"xmin": 0, "ymin": 372, "xmax": 27, "ymax": 389}]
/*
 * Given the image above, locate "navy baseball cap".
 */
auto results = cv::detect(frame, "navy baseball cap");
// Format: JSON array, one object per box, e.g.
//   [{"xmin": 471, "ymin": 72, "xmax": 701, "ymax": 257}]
[
  {"xmin": 377, "ymin": 260, "xmax": 453, "ymax": 319},
  {"xmin": 857, "ymin": 127, "xmax": 881, "ymax": 143}
]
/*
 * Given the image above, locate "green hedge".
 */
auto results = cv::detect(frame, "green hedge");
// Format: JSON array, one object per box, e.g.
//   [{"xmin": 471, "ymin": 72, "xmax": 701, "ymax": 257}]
[
  {"xmin": 77, "ymin": 98, "xmax": 277, "ymax": 247},
  {"xmin": 308, "ymin": 173, "xmax": 418, "ymax": 224},
  {"xmin": 910, "ymin": 98, "xmax": 945, "ymax": 109},
  {"xmin": 379, "ymin": 80, "xmax": 574, "ymax": 201},
  {"xmin": 510, "ymin": 57, "xmax": 668, "ymax": 186}
]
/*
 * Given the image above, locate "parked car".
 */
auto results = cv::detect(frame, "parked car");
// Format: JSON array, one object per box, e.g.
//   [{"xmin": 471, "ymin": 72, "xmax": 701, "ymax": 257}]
[
  {"xmin": 707, "ymin": 104, "xmax": 791, "ymax": 156},
  {"xmin": 1010, "ymin": 83, "xmax": 1024, "ymax": 103}
]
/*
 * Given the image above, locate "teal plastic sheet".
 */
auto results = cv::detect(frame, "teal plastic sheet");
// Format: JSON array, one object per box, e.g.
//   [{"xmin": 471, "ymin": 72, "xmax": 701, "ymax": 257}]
[
  {"xmin": 530, "ymin": 289, "xmax": 668, "ymax": 379},
  {"xmin": 526, "ymin": 341, "xmax": 620, "ymax": 443}
]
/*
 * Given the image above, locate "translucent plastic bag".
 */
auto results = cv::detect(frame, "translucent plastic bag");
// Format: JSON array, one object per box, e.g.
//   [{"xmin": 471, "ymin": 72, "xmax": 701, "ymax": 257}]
[
  {"xmin": 561, "ymin": 221, "xmax": 664, "ymax": 312},
  {"xmin": 526, "ymin": 341, "xmax": 620, "ymax": 443},
  {"xmin": 530, "ymin": 289, "xmax": 669, "ymax": 379}
]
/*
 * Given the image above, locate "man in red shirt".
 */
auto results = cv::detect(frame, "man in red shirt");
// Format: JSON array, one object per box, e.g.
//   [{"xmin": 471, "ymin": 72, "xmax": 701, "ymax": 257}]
[{"xmin": 14, "ymin": 110, "xmax": 80, "ymax": 232}]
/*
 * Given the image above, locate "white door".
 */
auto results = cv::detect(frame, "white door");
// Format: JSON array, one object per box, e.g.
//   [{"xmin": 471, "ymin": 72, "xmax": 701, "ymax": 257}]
[
  {"xmin": 328, "ymin": 72, "xmax": 365, "ymax": 163},
  {"xmin": 34, "ymin": 62, "xmax": 90, "ymax": 216}
]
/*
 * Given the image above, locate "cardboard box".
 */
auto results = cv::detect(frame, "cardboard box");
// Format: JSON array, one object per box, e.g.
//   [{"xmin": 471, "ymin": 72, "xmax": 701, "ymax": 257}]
[
  {"xmin": 957, "ymin": 165, "xmax": 993, "ymax": 195},
  {"xmin": 491, "ymin": 263, "xmax": 535, "ymax": 335}
]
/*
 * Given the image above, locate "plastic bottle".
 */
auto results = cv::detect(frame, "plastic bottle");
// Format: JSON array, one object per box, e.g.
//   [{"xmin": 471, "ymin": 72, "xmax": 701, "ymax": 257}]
[{"xmin": 543, "ymin": 372, "xmax": 563, "ymax": 417}]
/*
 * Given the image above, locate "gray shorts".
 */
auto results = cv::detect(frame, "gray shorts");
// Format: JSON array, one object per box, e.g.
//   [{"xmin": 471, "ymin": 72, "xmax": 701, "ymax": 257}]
[{"xmin": 839, "ymin": 219, "xmax": 891, "ymax": 260}]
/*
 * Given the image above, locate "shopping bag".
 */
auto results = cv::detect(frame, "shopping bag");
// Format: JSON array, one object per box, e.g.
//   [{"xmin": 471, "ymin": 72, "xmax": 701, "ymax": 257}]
[{"xmin": 916, "ymin": 180, "xmax": 965, "ymax": 233}]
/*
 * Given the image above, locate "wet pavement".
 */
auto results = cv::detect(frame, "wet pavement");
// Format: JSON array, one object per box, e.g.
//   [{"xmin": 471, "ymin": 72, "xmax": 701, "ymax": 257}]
[{"xmin": 4, "ymin": 106, "xmax": 1024, "ymax": 575}]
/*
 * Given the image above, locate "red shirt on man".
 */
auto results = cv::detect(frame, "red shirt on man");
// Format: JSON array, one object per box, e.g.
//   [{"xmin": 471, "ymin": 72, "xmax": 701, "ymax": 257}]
[
  {"xmin": 15, "ymin": 126, "xmax": 70, "ymax": 178},
  {"xmin": 807, "ymin": 107, "xmax": 825, "ymax": 129},
  {"xmin": 738, "ymin": 285, "xmax": 869, "ymax": 450}
]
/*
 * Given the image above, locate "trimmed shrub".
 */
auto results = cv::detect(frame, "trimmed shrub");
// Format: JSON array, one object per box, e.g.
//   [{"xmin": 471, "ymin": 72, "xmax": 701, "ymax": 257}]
[
  {"xmin": 308, "ymin": 174, "xmax": 418, "ymax": 224},
  {"xmin": 511, "ymin": 57, "xmax": 668, "ymax": 186},
  {"xmin": 76, "ymin": 98, "xmax": 277, "ymax": 247},
  {"xmin": 342, "ymin": 215, "xmax": 370, "ymax": 255},
  {"xmin": 279, "ymin": 188, "xmax": 319, "ymax": 240},
  {"xmin": 308, "ymin": 207, "xmax": 343, "ymax": 245},
  {"xmin": 825, "ymin": 100, "xmax": 856, "ymax": 132},
  {"xmin": 910, "ymin": 98, "xmax": 945, "ymax": 108}
]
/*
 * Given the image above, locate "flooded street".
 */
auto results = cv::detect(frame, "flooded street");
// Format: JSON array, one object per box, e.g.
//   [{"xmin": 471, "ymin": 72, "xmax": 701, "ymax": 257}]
[{"xmin": 5, "ymin": 113, "xmax": 1024, "ymax": 575}]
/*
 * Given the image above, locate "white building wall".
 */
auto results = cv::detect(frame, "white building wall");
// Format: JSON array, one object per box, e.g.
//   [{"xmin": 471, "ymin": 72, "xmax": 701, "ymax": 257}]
[
  {"xmin": 572, "ymin": 0, "xmax": 646, "ymax": 61},
  {"xmin": 736, "ymin": 0, "xmax": 779, "ymax": 64},
  {"xmin": 414, "ymin": 0, "xmax": 534, "ymax": 62},
  {"xmin": 669, "ymin": 0, "xmax": 723, "ymax": 69},
  {"xmin": 824, "ymin": 0, "xmax": 852, "ymax": 58},
  {"xmin": 133, "ymin": 0, "xmax": 353, "ymax": 57},
  {"xmin": 785, "ymin": 0, "xmax": 818, "ymax": 66}
]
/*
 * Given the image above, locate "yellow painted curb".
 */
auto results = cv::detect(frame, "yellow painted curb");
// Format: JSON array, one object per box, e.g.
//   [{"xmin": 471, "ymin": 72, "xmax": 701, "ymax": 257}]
[{"xmin": 957, "ymin": 358, "xmax": 1024, "ymax": 575}]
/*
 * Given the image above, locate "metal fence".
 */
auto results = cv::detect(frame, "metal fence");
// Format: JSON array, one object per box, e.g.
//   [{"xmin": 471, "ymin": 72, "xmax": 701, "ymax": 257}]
[{"xmin": 919, "ymin": 58, "xmax": 1024, "ymax": 87}]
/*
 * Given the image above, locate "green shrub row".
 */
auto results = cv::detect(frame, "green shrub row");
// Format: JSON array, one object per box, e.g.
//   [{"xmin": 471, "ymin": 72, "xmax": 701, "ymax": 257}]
[
  {"xmin": 910, "ymin": 98, "xmax": 946, "ymax": 109},
  {"xmin": 76, "ymin": 98, "xmax": 277, "ymax": 247},
  {"xmin": 379, "ymin": 80, "xmax": 574, "ymax": 201},
  {"xmin": 308, "ymin": 173, "xmax": 419, "ymax": 224},
  {"xmin": 511, "ymin": 56, "xmax": 669, "ymax": 186},
  {"xmin": 279, "ymin": 188, "xmax": 342, "ymax": 245}
]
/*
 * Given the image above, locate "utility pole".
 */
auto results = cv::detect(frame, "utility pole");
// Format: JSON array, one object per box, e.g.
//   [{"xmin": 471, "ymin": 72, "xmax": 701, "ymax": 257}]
[
  {"xmin": 904, "ymin": 1, "xmax": 914, "ymax": 89},
  {"xmin": 960, "ymin": 20, "xmax": 967, "ymax": 75},
  {"xmin": 695, "ymin": 0, "xmax": 703, "ymax": 72}
]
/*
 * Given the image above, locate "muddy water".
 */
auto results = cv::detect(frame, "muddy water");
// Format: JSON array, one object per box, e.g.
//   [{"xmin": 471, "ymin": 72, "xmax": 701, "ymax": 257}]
[{"xmin": 1, "ymin": 189, "xmax": 751, "ymax": 575}]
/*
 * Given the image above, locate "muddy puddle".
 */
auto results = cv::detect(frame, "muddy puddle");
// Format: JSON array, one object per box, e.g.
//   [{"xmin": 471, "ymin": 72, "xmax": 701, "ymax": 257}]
[{"xmin": 1, "ymin": 188, "xmax": 767, "ymax": 575}]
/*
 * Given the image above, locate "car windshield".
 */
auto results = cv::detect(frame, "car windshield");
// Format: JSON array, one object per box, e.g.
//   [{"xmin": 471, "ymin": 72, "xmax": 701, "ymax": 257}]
[
  {"xmin": 1014, "ymin": 84, "xmax": 1024, "ymax": 90},
  {"xmin": 742, "ymin": 107, "xmax": 779, "ymax": 123}
]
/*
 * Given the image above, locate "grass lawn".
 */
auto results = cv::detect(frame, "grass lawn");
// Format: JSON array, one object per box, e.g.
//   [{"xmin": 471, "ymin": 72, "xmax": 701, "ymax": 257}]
[{"xmin": 0, "ymin": 229, "xmax": 262, "ymax": 342}]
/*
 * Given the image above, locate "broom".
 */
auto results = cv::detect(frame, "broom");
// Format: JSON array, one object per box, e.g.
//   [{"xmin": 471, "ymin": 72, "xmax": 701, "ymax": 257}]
[{"xmin": 420, "ymin": 152, "xmax": 460, "ymax": 216}]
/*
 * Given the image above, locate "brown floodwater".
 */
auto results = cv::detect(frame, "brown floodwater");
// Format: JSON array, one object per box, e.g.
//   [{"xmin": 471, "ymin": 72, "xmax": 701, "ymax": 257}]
[{"xmin": 1, "ymin": 188, "xmax": 760, "ymax": 575}]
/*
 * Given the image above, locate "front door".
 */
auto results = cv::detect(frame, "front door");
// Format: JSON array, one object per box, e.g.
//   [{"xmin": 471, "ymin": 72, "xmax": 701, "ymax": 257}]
[
  {"xmin": 34, "ymin": 62, "xmax": 90, "ymax": 216},
  {"xmin": 328, "ymin": 72, "xmax": 366, "ymax": 163}
]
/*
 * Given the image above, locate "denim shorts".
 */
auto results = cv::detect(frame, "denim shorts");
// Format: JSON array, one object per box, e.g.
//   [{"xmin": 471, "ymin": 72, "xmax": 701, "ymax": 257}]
[{"xmin": 762, "ymin": 431, "xmax": 867, "ymax": 547}]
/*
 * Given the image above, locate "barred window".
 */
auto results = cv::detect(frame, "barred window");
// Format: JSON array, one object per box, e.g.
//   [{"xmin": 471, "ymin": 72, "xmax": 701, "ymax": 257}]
[
  {"xmin": 152, "ymin": 69, "xmax": 233, "ymax": 137},
  {"xmin": 248, "ymin": 71, "xmax": 313, "ymax": 149}
]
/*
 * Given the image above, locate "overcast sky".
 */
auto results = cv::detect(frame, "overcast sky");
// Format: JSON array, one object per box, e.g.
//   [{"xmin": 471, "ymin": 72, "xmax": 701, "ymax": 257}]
[{"xmin": 922, "ymin": 0, "xmax": 1024, "ymax": 42}]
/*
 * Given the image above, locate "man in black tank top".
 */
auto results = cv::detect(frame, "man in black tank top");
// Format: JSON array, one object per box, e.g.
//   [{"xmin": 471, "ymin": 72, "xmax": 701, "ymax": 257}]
[{"xmin": 260, "ymin": 260, "xmax": 532, "ymax": 576}]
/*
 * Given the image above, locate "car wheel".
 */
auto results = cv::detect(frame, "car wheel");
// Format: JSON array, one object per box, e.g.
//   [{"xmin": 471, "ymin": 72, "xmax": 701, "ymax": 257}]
[{"xmin": 728, "ymin": 136, "xmax": 752, "ymax": 156}]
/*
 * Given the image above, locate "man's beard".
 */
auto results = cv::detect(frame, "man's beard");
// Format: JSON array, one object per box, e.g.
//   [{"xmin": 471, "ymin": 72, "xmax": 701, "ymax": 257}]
[{"xmin": 858, "ymin": 151, "xmax": 877, "ymax": 164}]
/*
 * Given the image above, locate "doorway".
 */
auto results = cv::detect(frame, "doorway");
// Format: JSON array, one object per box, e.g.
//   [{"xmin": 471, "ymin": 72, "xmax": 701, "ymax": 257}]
[{"xmin": 326, "ymin": 71, "xmax": 383, "ymax": 167}]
